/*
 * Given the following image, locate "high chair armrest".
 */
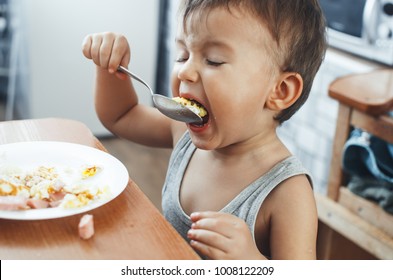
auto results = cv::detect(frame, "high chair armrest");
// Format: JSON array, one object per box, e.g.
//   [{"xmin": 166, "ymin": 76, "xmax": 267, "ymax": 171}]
[{"xmin": 329, "ymin": 69, "xmax": 393, "ymax": 116}]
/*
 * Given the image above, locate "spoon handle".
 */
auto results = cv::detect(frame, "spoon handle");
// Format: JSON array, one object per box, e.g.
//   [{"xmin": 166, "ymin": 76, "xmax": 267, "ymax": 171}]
[
  {"xmin": 117, "ymin": 66, "xmax": 153, "ymax": 94},
  {"xmin": 117, "ymin": 65, "xmax": 203, "ymax": 124}
]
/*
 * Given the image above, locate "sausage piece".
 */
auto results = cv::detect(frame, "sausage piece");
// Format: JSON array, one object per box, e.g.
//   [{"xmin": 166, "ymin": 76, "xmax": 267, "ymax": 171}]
[{"xmin": 78, "ymin": 214, "xmax": 94, "ymax": 240}]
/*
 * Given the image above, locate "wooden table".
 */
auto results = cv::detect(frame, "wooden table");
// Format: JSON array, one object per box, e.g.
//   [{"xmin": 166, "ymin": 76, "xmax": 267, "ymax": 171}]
[{"xmin": 0, "ymin": 118, "xmax": 199, "ymax": 260}]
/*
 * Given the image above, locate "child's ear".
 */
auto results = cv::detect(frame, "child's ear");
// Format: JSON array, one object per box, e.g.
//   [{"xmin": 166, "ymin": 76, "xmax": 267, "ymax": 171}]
[{"xmin": 266, "ymin": 72, "xmax": 303, "ymax": 111}]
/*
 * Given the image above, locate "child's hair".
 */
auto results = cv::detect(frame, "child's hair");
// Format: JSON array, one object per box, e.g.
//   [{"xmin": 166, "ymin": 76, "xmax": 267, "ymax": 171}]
[{"xmin": 179, "ymin": 0, "xmax": 327, "ymax": 124}]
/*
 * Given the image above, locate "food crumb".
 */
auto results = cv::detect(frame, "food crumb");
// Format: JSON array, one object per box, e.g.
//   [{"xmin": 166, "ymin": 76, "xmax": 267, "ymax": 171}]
[{"xmin": 78, "ymin": 214, "xmax": 94, "ymax": 240}]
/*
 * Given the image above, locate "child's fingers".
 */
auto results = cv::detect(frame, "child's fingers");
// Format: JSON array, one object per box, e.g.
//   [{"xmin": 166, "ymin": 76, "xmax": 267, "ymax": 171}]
[
  {"xmin": 82, "ymin": 32, "xmax": 131, "ymax": 77},
  {"xmin": 99, "ymin": 35, "xmax": 115, "ymax": 70},
  {"xmin": 89, "ymin": 34, "xmax": 103, "ymax": 66},
  {"xmin": 187, "ymin": 228, "xmax": 228, "ymax": 258},
  {"xmin": 108, "ymin": 34, "xmax": 130, "ymax": 73},
  {"xmin": 81, "ymin": 35, "xmax": 93, "ymax": 59},
  {"xmin": 190, "ymin": 211, "xmax": 221, "ymax": 221},
  {"xmin": 189, "ymin": 239, "xmax": 224, "ymax": 259},
  {"xmin": 191, "ymin": 212, "xmax": 245, "ymax": 237},
  {"xmin": 188, "ymin": 228, "xmax": 226, "ymax": 248}
]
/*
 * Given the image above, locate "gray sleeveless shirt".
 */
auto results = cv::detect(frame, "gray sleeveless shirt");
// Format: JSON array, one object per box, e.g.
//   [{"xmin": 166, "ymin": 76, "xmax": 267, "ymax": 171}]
[{"xmin": 162, "ymin": 132, "xmax": 312, "ymax": 244}]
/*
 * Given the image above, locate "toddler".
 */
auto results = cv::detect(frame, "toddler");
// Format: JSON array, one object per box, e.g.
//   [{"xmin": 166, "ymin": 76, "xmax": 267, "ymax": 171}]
[{"xmin": 82, "ymin": 0, "xmax": 326, "ymax": 259}]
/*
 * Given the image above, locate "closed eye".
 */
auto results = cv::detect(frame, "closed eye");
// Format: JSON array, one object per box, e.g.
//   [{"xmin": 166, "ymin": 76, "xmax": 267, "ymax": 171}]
[
  {"xmin": 206, "ymin": 59, "xmax": 225, "ymax": 66},
  {"xmin": 176, "ymin": 57, "xmax": 188, "ymax": 63}
]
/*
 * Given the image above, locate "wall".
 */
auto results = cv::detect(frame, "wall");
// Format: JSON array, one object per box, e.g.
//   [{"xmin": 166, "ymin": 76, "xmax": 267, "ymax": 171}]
[{"xmin": 14, "ymin": 0, "xmax": 159, "ymax": 136}]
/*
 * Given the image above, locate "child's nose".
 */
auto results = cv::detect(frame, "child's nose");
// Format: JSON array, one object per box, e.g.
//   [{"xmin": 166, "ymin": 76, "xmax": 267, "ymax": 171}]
[{"xmin": 177, "ymin": 59, "xmax": 198, "ymax": 83}]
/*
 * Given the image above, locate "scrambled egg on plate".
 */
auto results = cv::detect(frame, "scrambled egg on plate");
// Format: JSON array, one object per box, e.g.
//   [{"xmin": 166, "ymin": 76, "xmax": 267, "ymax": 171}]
[{"xmin": 0, "ymin": 165, "xmax": 109, "ymax": 210}]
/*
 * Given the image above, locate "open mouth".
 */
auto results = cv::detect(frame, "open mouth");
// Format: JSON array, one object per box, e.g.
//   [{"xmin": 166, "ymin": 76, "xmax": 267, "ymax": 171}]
[{"xmin": 172, "ymin": 97, "xmax": 209, "ymax": 125}]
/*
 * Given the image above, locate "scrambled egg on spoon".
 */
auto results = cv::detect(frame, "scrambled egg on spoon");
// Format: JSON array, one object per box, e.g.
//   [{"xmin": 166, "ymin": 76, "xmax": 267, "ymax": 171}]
[{"xmin": 172, "ymin": 97, "xmax": 209, "ymax": 124}]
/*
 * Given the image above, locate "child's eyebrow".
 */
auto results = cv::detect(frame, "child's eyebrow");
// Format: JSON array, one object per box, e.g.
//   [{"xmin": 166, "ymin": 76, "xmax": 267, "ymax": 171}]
[
  {"xmin": 175, "ymin": 37, "xmax": 233, "ymax": 53},
  {"xmin": 175, "ymin": 37, "xmax": 186, "ymax": 45}
]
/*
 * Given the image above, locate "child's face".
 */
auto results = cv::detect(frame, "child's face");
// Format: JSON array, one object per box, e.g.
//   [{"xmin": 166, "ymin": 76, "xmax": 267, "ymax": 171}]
[{"xmin": 171, "ymin": 7, "xmax": 281, "ymax": 151}]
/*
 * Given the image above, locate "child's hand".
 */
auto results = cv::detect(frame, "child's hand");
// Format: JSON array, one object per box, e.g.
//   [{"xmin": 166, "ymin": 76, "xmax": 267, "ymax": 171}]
[
  {"xmin": 188, "ymin": 211, "xmax": 264, "ymax": 259},
  {"xmin": 82, "ymin": 32, "xmax": 130, "ymax": 79}
]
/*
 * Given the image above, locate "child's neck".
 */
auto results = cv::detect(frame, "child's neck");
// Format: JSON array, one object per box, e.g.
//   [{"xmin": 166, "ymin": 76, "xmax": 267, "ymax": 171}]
[{"xmin": 210, "ymin": 132, "xmax": 287, "ymax": 163}]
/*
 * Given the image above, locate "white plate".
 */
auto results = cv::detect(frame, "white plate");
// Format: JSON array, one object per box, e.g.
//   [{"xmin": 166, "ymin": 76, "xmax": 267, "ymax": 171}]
[{"xmin": 0, "ymin": 141, "xmax": 129, "ymax": 220}]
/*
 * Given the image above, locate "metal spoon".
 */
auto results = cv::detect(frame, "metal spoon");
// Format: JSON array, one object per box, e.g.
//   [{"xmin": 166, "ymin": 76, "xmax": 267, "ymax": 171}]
[{"xmin": 117, "ymin": 66, "xmax": 203, "ymax": 124}]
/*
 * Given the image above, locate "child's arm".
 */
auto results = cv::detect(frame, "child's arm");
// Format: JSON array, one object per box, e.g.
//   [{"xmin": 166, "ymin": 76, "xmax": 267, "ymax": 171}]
[
  {"xmin": 264, "ymin": 175, "xmax": 318, "ymax": 259},
  {"xmin": 82, "ymin": 32, "xmax": 185, "ymax": 148},
  {"xmin": 188, "ymin": 175, "xmax": 317, "ymax": 260}
]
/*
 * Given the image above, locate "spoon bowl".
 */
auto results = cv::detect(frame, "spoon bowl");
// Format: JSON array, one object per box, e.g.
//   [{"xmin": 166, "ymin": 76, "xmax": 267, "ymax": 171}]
[{"xmin": 117, "ymin": 66, "xmax": 203, "ymax": 124}]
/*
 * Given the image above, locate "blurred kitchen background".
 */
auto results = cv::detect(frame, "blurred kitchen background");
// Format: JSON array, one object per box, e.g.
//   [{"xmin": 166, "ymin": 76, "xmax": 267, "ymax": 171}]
[{"xmin": 0, "ymin": 0, "xmax": 392, "ymax": 209}]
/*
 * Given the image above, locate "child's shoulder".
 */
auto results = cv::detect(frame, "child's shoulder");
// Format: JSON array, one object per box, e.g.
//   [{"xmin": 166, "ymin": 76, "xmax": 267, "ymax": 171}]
[{"xmin": 263, "ymin": 172, "xmax": 316, "ymax": 220}]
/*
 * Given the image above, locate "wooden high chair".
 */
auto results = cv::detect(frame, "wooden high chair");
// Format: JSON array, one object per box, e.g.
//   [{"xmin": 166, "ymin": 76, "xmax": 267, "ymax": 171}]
[{"xmin": 316, "ymin": 69, "xmax": 393, "ymax": 259}]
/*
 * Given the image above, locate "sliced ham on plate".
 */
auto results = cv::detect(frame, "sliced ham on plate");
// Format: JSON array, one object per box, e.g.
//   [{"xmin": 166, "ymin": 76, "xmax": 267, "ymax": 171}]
[
  {"xmin": 26, "ymin": 198, "xmax": 50, "ymax": 209},
  {"xmin": 0, "ymin": 196, "xmax": 28, "ymax": 210}
]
